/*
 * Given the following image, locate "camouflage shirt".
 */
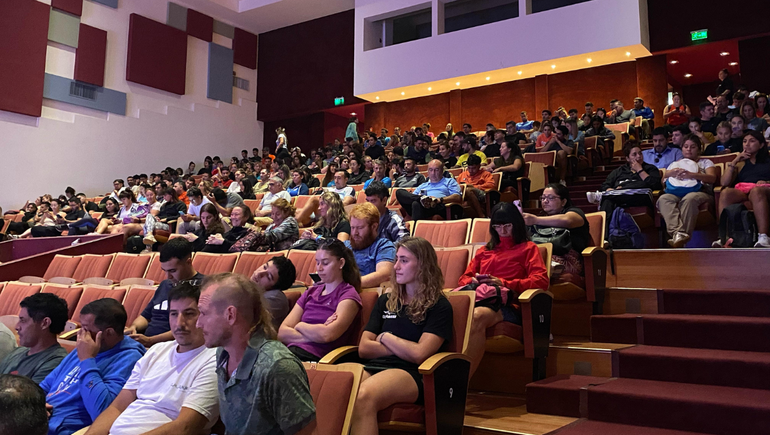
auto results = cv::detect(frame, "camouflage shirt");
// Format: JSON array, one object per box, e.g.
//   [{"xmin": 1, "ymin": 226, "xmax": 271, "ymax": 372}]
[{"xmin": 216, "ymin": 331, "xmax": 315, "ymax": 435}]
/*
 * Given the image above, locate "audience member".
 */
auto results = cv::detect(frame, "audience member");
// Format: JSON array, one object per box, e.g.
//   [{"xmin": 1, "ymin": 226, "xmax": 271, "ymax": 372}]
[
  {"xmin": 607, "ymin": 101, "xmax": 636, "ymax": 124},
  {"xmin": 348, "ymin": 157, "xmax": 371, "ymax": 185},
  {"xmin": 298, "ymin": 191, "xmax": 351, "ymax": 243},
  {"xmin": 42, "ymin": 299, "xmax": 145, "ymax": 435},
  {"xmin": 0, "ymin": 374, "xmax": 49, "ymax": 435},
  {"xmin": 351, "ymin": 237, "xmax": 453, "ymax": 434},
  {"xmin": 176, "ymin": 187, "xmax": 210, "ymax": 235},
  {"xmin": 252, "ymin": 177, "xmax": 291, "ymax": 226},
  {"xmin": 142, "ymin": 188, "xmax": 187, "ymax": 246},
  {"xmin": 742, "ymin": 100, "xmax": 770, "ymax": 132},
  {"xmin": 516, "ymin": 111, "xmax": 534, "ymax": 132},
  {"xmin": 233, "ymin": 198, "xmax": 299, "ymax": 252},
  {"xmin": 396, "ymin": 160, "xmax": 462, "ymax": 220},
  {"xmin": 32, "ymin": 197, "xmax": 86, "ymax": 238},
  {"xmin": 250, "ymin": 257, "xmax": 297, "ymax": 330},
  {"xmin": 485, "ymin": 139, "xmax": 525, "ymax": 192},
  {"xmin": 688, "ymin": 117, "xmax": 715, "ymax": 145},
  {"xmin": 455, "ymin": 136, "xmax": 488, "ymax": 167},
  {"xmin": 344, "ymin": 203, "xmax": 396, "ymax": 288},
  {"xmin": 84, "ymin": 283, "xmax": 219, "ymax": 435},
  {"xmin": 657, "ymin": 135, "xmax": 716, "ymax": 248},
  {"xmin": 210, "ymin": 187, "xmax": 244, "ymax": 218},
  {"xmin": 457, "ymin": 154, "xmax": 496, "ymax": 217},
  {"xmin": 406, "ymin": 136, "xmax": 431, "ymax": 164},
  {"xmin": 664, "ymin": 92, "xmax": 691, "ymax": 126},
  {"xmin": 202, "ymin": 205, "xmax": 253, "ymax": 253},
  {"xmin": 584, "ymin": 116, "xmax": 616, "ymax": 146},
  {"xmin": 0, "ymin": 294, "xmax": 68, "ymax": 383},
  {"xmin": 363, "ymin": 159, "xmax": 392, "ymax": 189},
  {"xmin": 182, "ymin": 203, "xmax": 226, "ymax": 251},
  {"xmin": 434, "ymin": 142, "xmax": 457, "ymax": 169},
  {"xmin": 364, "ymin": 181, "xmax": 408, "ymax": 243},
  {"xmin": 393, "ymin": 158, "xmax": 426, "ymax": 187},
  {"xmin": 126, "ymin": 238, "xmax": 204, "ymax": 346},
  {"xmin": 287, "ymin": 169, "xmax": 309, "ymax": 197},
  {"xmin": 703, "ymin": 121, "xmax": 735, "ymax": 156},
  {"xmin": 699, "ymin": 101, "xmax": 719, "ymax": 134},
  {"xmin": 196, "ymin": 273, "xmax": 315, "ymax": 435},
  {"xmin": 643, "ymin": 127, "xmax": 684, "ymax": 169}
]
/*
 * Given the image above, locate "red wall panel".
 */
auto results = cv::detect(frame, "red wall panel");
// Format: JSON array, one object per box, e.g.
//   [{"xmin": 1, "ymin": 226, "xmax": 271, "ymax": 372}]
[
  {"xmin": 547, "ymin": 62, "xmax": 638, "ymax": 114},
  {"xmin": 74, "ymin": 24, "xmax": 107, "ymax": 87},
  {"xmin": 462, "ymin": 79, "xmax": 537, "ymax": 129},
  {"xmin": 0, "ymin": 1, "xmax": 50, "ymax": 117},
  {"xmin": 379, "ymin": 93, "xmax": 451, "ymax": 136},
  {"xmin": 233, "ymin": 27, "xmax": 257, "ymax": 69},
  {"xmin": 52, "ymin": 0, "xmax": 82, "ymax": 17},
  {"xmin": 126, "ymin": 14, "xmax": 187, "ymax": 95},
  {"xmin": 187, "ymin": 9, "xmax": 213, "ymax": 42},
  {"xmin": 324, "ymin": 112, "xmax": 350, "ymax": 145}
]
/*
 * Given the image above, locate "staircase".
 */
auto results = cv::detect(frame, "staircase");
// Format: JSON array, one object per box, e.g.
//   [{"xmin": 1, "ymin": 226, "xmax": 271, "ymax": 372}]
[{"xmin": 526, "ymin": 287, "xmax": 770, "ymax": 434}]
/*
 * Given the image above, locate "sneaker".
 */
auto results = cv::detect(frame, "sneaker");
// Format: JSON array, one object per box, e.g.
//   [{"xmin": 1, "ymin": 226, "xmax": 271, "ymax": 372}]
[
  {"xmin": 667, "ymin": 232, "xmax": 691, "ymax": 248},
  {"xmin": 755, "ymin": 234, "xmax": 770, "ymax": 248},
  {"xmin": 559, "ymin": 179, "xmax": 567, "ymax": 186},
  {"xmin": 419, "ymin": 195, "xmax": 432, "ymax": 208},
  {"xmin": 143, "ymin": 234, "xmax": 157, "ymax": 246},
  {"xmin": 711, "ymin": 239, "xmax": 723, "ymax": 248}
]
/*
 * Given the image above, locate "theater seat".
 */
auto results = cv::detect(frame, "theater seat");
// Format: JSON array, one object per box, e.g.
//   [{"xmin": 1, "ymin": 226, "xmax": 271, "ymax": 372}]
[
  {"xmin": 192, "ymin": 252, "xmax": 239, "ymax": 275},
  {"xmin": 144, "ymin": 254, "xmax": 166, "ymax": 285},
  {"xmin": 287, "ymin": 250, "xmax": 317, "ymax": 287},
  {"xmin": 233, "ymin": 251, "xmax": 287, "ymax": 278},
  {"xmin": 71, "ymin": 254, "xmax": 115, "ymax": 282},
  {"xmin": 60, "ymin": 285, "xmax": 128, "ymax": 339},
  {"xmin": 413, "ymin": 219, "xmax": 471, "ymax": 248},
  {"xmin": 468, "ymin": 218, "xmax": 490, "ymax": 244},
  {"xmin": 43, "ymin": 255, "xmax": 83, "ymax": 281},
  {"xmin": 286, "ymin": 290, "xmax": 303, "ymax": 311},
  {"xmin": 297, "ymin": 363, "xmax": 363, "ymax": 435},
  {"xmin": 0, "ymin": 282, "xmax": 42, "ymax": 316},
  {"xmin": 122, "ymin": 286, "xmax": 157, "ymax": 327},
  {"xmin": 105, "ymin": 253, "xmax": 153, "ymax": 283},
  {"xmin": 42, "ymin": 284, "xmax": 84, "ymax": 319},
  {"xmin": 435, "ymin": 245, "xmax": 472, "ymax": 289}
]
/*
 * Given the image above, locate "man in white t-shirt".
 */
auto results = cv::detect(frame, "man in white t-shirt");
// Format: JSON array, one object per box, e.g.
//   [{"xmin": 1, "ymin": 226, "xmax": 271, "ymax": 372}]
[
  {"xmin": 227, "ymin": 170, "xmax": 246, "ymax": 194},
  {"xmin": 326, "ymin": 170, "xmax": 357, "ymax": 206},
  {"xmin": 177, "ymin": 187, "xmax": 211, "ymax": 235},
  {"xmin": 84, "ymin": 282, "xmax": 219, "ymax": 435}
]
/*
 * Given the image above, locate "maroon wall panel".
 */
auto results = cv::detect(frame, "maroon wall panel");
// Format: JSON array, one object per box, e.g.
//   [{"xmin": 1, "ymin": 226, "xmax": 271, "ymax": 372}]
[
  {"xmin": 739, "ymin": 36, "xmax": 770, "ymax": 95},
  {"xmin": 647, "ymin": 0, "xmax": 770, "ymax": 53},
  {"xmin": 52, "ymin": 0, "xmax": 82, "ymax": 17},
  {"xmin": 547, "ymin": 62, "xmax": 638, "ymax": 115},
  {"xmin": 233, "ymin": 27, "xmax": 257, "ymax": 69},
  {"xmin": 382, "ymin": 94, "xmax": 451, "ymax": 136},
  {"xmin": 187, "ymin": 9, "xmax": 213, "ymax": 42},
  {"xmin": 264, "ymin": 112, "xmax": 325, "ymax": 154},
  {"xmin": 126, "ymin": 14, "xmax": 187, "ymax": 95},
  {"xmin": 324, "ymin": 112, "xmax": 349, "ymax": 145},
  {"xmin": 257, "ymin": 10, "xmax": 361, "ymax": 123},
  {"xmin": 0, "ymin": 1, "xmax": 50, "ymax": 117},
  {"xmin": 462, "ymin": 79, "xmax": 537, "ymax": 129},
  {"xmin": 74, "ymin": 24, "xmax": 107, "ymax": 87},
  {"xmin": 636, "ymin": 55, "xmax": 669, "ymax": 117}
]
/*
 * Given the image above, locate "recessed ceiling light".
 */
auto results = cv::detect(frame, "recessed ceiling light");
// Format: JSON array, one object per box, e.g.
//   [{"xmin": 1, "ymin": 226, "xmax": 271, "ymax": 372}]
[
  {"xmin": 684, "ymin": 73, "xmax": 692, "ymax": 78},
  {"xmin": 587, "ymin": 58, "xmax": 592, "ymax": 63},
  {"xmin": 350, "ymin": 112, "xmax": 356, "ymax": 116},
  {"xmin": 670, "ymin": 60, "xmax": 679, "ymax": 64},
  {"xmin": 720, "ymin": 52, "xmax": 730, "ymax": 56},
  {"xmin": 456, "ymin": 82, "xmax": 460, "ymax": 86},
  {"xmin": 517, "ymin": 71, "xmax": 522, "ymax": 75},
  {"xmin": 428, "ymin": 87, "xmax": 432, "ymax": 91},
  {"xmin": 401, "ymin": 92, "xmax": 405, "ymax": 96},
  {"xmin": 626, "ymin": 52, "xmax": 631, "ymax": 57},
  {"xmin": 375, "ymin": 96, "xmax": 379, "ymax": 100},
  {"xmin": 729, "ymin": 62, "xmax": 738, "ymax": 66},
  {"xmin": 486, "ymin": 76, "xmax": 490, "ymax": 81},
  {"xmin": 551, "ymin": 64, "xmax": 556, "ymax": 69}
]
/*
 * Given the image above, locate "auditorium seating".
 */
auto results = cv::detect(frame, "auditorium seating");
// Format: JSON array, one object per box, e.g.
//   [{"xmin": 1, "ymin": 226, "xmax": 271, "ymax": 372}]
[
  {"xmin": 233, "ymin": 250, "xmax": 287, "ymax": 277},
  {"xmin": 435, "ymin": 245, "xmax": 472, "ymax": 289},
  {"xmin": 298, "ymin": 362, "xmax": 363, "ymax": 435},
  {"xmin": 413, "ymin": 219, "xmax": 471, "ymax": 248},
  {"xmin": 191, "ymin": 252, "xmax": 239, "ymax": 275},
  {"xmin": 0, "ymin": 282, "xmax": 43, "ymax": 316},
  {"xmin": 41, "ymin": 283, "xmax": 84, "ymax": 319},
  {"xmin": 105, "ymin": 253, "xmax": 153, "ymax": 283},
  {"xmin": 287, "ymin": 249, "xmax": 318, "ymax": 287}
]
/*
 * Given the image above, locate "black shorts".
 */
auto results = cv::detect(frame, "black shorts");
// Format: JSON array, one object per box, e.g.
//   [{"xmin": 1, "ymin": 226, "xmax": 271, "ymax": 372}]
[
  {"xmin": 289, "ymin": 346, "xmax": 321, "ymax": 362},
  {"xmin": 364, "ymin": 364, "xmax": 424, "ymax": 405}
]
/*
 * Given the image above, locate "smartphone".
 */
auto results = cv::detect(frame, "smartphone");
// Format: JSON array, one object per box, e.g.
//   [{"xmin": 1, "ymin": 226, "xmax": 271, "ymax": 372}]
[
  {"xmin": 309, "ymin": 273, "xmax": 322, "ymax": 283},
  {"xmin": 717, "ymin": 145, "xmax": 725, "ymax": 153},
  {"xmin": 476, "ymin": 274, "xmax": 490, "ymax": 280}
]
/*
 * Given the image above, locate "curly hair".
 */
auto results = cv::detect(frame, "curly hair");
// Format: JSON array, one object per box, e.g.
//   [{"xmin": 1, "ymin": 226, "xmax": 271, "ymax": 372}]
[
  {"xmin": 313, "ymin": 191, "xmax": 347, "ymax": 231},
  {"xmin": 271, "ymin": 198, "xmax": 296, "ymax": 219},
  {"xmin": 387, "ymin": 237, "xmax": 446, "ymax": 323}
]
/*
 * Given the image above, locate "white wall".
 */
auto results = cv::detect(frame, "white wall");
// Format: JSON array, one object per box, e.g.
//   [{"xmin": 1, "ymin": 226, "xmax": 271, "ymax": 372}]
[
  {"xmin": 354, "ymin": 0, "xmax": 648, "ymax": 96},
  {"xmin": 0, "ymin": 0, "xmax": 262, "ymax": 209}
]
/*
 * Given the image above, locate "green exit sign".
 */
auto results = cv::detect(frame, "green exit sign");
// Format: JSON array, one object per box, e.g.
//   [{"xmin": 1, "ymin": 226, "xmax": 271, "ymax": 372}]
[
  {"xmin": 334, "ymin": 97, "xmax": 345, "ymax": 106},
  {"xmin": 691, "ymin": 29, "xmax": 708, "ymax": 41}
]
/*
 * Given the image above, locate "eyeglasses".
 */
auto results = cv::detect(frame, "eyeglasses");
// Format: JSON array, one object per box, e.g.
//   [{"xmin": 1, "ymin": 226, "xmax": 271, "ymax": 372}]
[
  {"xmin": 491, "ymin": 223, "xmax": 512, "ymax": 230},
  {"xmin": 540, "ymin": 195, "xmax": 561, "ymax": 202}
]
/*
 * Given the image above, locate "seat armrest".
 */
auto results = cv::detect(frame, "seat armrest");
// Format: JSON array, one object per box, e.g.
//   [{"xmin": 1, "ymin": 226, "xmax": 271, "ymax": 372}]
[
  {"xmin": 519, "ymin": 289, "xmax": 553, "ymax": 359},
  {"xmin": 581, "ymin": 246, "xmax": 608, "ymax": 303},
  {"xmin": 418, "ymin": 352, "xmax": 471, "ymax": 375},
  {"xmin": 319, "ymin": 345, "xmax": 359, "ymax": 364},
  {"xmin": 59, "ymin": 323, "xmax": 81, "ymax": 340}
]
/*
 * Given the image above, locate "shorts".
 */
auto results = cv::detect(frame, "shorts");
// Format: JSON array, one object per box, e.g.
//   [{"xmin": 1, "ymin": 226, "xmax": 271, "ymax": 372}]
[
  {"xmin": 501, "ymin": 305, "xmax": 522, "ymax": 325},
  {"xmin": 364, "ymin": 365, "xmax": 424, "ymax": 405},
  {"xmin": 289, "ymin": 346, "xmax": 321, "ymax": 362}
]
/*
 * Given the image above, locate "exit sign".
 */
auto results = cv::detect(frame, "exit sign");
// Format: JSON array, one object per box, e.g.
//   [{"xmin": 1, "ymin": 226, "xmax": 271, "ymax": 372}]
[
  {"xmin": 691, "ymin": 29, "xmax": 708, "ymax": 41},
  {"xmin": 334, "ymin": 97, "xmax": 345, "ymax": 106}
]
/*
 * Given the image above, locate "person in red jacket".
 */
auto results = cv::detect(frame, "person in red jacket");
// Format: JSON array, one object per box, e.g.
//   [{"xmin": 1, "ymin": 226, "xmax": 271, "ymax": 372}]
[{"xmin": 460, "ymin": 202, "xmax": 550, "ymax": 375}]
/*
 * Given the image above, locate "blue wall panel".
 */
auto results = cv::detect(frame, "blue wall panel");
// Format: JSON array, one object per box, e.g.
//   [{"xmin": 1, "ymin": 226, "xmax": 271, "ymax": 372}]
[
  {"xmin": 207, "ymin": 42, "xmax": 233, "ymax": 104},
  {"xmin": 43, "ymin": 73, "xmax": 127, "ymax": 115}
]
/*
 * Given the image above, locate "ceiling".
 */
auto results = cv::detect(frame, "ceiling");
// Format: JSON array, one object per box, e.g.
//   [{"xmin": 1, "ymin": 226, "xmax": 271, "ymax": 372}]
[
  {"xmin": 181, "ymin": 0, "xmax": 354, "ymax": 34},
  {"xmin": 665, "ymin": 40, "xmax": 741, "ymax": 86}
]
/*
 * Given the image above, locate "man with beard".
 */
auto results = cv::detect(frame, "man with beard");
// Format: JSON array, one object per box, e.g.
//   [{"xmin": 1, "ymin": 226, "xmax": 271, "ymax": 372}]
[{"xmin": 344, "ymin": 203, "xmax": 396, "ymax": 288}]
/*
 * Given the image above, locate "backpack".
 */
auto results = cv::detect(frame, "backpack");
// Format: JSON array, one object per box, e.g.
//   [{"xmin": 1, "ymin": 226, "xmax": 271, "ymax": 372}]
[
  {"xmin": 718, "ymin": 203, "xmax": 757, "ymax": 247},
  {"xmin": 125, "ymin": 235, "xmax": 145, "ymax": 253},
  {"xmin": 608, "ymin": 207, "xmax": 644, "ymax": 249}
]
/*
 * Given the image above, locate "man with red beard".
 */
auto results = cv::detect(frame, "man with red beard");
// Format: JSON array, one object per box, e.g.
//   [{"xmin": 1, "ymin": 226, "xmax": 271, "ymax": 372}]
[{"xmin": 343, "ymin": 203, "xmax": 396, "ymax": 288}]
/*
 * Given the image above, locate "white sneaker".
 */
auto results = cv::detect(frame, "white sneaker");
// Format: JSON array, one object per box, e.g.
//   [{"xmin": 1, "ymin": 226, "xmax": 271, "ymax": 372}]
[
  {"xmin": 755, "ymin": 234, "xmax": 770, "ymax": 248},
  {"xmin": 711, "ymin": 239, "xmax": 723, "ymax": 248},
  {"xmin": 559, "ymin": 179, "xmax": 567, "ymax": 186},
  {"xmin": 143, "ymin": 234, "xmax": 157, "ymax": 246},
  {"xmin": 667, "ymin": 232, "xmax": 691, "ymax": 248}
]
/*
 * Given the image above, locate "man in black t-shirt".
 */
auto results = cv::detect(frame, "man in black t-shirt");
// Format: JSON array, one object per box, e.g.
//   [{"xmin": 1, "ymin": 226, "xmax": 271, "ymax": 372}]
[
  {"xmin": 30, "ymin": 198, "xmax": 85, "ymax": 237},
  {"xmin": 406, "ymin": 136, "xmax": 431, "ymax": 163},
  {"xmin": 124, "ymin": 239, "xmax": 204, "ymax": 347}
]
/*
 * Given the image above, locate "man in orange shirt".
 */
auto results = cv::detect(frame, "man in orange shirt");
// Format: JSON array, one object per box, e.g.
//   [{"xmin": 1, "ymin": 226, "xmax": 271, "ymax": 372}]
[
  {"xmin": 173, "ymin": 181, "xmax": 190, "ymax": 206},
  {"xmin": 456, "ymin": 154, "xmax": 496, "ymax": 217}
]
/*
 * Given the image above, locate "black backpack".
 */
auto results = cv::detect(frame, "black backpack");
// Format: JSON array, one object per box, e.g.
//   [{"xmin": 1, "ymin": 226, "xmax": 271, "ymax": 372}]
[
  {"xmin": 125, "ymin": 235, "xmax": 146, "ymax": 253},
  {"xmin": 718, "ymin": 203, "xmax": 757, "ymax": 247}
]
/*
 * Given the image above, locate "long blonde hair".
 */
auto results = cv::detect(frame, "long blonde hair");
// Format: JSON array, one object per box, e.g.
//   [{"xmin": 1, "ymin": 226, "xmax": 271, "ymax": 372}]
[
  {"xmin": 313, "ymin": 191, "xmax": 347, "ymax": 231},
  {"xmin": 387, "ymin": 237, "xmax": 446, "ymax": 323}
]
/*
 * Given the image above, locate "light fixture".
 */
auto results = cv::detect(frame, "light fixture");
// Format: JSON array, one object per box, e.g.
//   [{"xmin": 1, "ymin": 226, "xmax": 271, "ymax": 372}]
[
  {"xmin": 517, "ymin": 71, "xmax": 522, "ymax": 75},
  {"xmin": 626, "ymin": 52, "xmax": 631, "ymax": 57},
  {"xmin": 670, "ymin": 60, "xmax": 679, "ymax": 64},
  {"xmin": 375, "ymin": 96, "xmax": 380, "ymax": 100},
  {"xmin": 684, "ymin": 73, "xmax": 692, "ymax": 78},
  {"xmin": 350, "ymin": 112, "xmax": 356, "ymax": 116},
  {"xmin": 729, "ymin": 62, "xmax": 738, "ymax": 66},
  {"xmin": 720, "ymin": 52, "xmax": 730, "ymax": 56},
  {"xmin": 456, "ymin": 81, "xmax": 460, "ymax": 86},
  {"xmin": 486, "ymin": 76, "xmax": 490, "ymax": 81},
  {"xmin": 401, "ymin": 91, "xmax": 405, "ymax": 95},
  {"xmin": 551, "ymin": 64, "xmax": 556, "ymax": 69},
  {"xmin": 428, "ymin": 87, "xmax": 432, "ymax": 91},
  {"xmin": 587, "ymin": 58, "xmax": 592, "ymax": 63}
]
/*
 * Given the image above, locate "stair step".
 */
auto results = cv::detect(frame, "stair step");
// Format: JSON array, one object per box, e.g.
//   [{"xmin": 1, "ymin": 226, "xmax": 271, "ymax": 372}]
[
  {"xmin": 526, "ymin": 375, "xmax": 612, "ymax": 418},
  {"xmin": 661, "ymin": 288, "xmax": 770, "ymax": 317},
  {"xmin": 587, "ymin": 377, "xmax": 770, "ymax": 434},
  {"xmin": 591, "ymin": 313, "xmax": 770, "ymax": 353},
  {"xmin": 550, "ymin": 420, "xmax": 710, "ymax": 435},
  {"xmin": 615, "ymin": 345, "xmax": 770, "ymax": 390}
]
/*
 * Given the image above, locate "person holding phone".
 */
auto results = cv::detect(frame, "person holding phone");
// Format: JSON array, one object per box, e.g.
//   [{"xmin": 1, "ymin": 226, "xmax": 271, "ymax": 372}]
[
  {"xmin": 142, "ymin": 188, "xmax": 187, "ymax": 246},
  {"xmin": 278, "ymin": 239, "xmax": 362, "ymax": 362},
  {"xmin": 458, "ymin": 202, "xmax": 549, "ymax": 376}
]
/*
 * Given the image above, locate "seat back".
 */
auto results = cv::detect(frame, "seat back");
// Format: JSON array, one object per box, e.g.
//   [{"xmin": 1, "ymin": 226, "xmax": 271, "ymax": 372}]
[
  {"xmin": 606, "ymin": 122, "xmax": 630, "ymax": 134},
  {"xmin": 435, "ymin": 246, "xmax": 471, "ymax": 289},
  {"xmin": 357, "ymin": 290, "xmax": 380, "ymax": 342},
  {"xmin": 584, "ymin": 136, "xmax": 598, "ymax": 150},
  {"xmin": 43, "ymin": 255, "xmax": 83, "ymax": 281},
  {"xmin": 144, "ymin": 254, "xmax": 167, "ymax": 285},
  {"xmin": 293, "ymin": 195, "xmax": 313, "ymax": 210},
  {"xmin": 123, "ymin": 286, "xmax": 157, "ymax": 327},
  {"xmin": 42, "ymin": 284, "xmax": 84, "ymax": 319},
  {"xmin": 413, "ymin": 219, "xmax": 471, "ymax": 248},
  {"xmin": 192, "ymin": 252, "xmax": 239, "ymax": 275},
  {"xmin": 388, "ymin": 188, "xmax": 414, "ymax": 207},
  {"xmin": 0, "ymin": 282, "xmax": 43, "ymax": 316},
  {"xmin": 233, "ymin": 251, "xmax": 287, "ymax": 278},
  {"xmin": 72, "ymin": 254, "xmax": 115, "ymax": 282},
  {"xmin": 243, "ymin": 199, "xmax": 261, "ymax": 215},
  {"xmin": 106, "ymin": 253, "xmax": 153, "ymax": 282},
  {"xmin": 468, "ymin": 218, "xmax": 490, "ymax": 244},
  {"xmin": 446, "ymin": 291, "xmax": 474, "ymax": 353},
  {"xmin": 584, "ymin": 212, "xmax": 606, "ymax": 248},
  {"xmin": 538, "ymin": 243, "xmax": 553, "ymax": 279},
  {"xmin": 287, "ymin": 250, "xmax": 317, "ymax": 286},
  {"xmin": 524, "ymin": 151, "xmax": 557, "ymax": 166},
  {"xmin": 703, "ymin": 153, "xmax": 739, "ymax": 166},
  {"xmin": 297, "ymin": 363, "xmax": 363, "ymax": 435},
  {"xmin": 286, "ymin": 290, "xmax": 303, "ymax": 311},
  {"xmin": 71, "ymin": 285, "xmax": 128, "ymax": 324},
  {"xmin": 448, "ymin": 168, "xmax": 463, "ymax": 178},
  {"xmin": 489, "ymin": 172, "xmax": 502, "ymax": 191}
]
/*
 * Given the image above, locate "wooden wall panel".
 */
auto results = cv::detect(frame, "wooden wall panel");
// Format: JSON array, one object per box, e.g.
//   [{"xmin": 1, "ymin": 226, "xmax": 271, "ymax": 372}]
[
  {"xmin": 461, "ymin": 79, "xmax": 537, "ymax": 130},
  {"xmin": 739, "ymin": 36, "xmax": 770, "ymax": 96},
  {"xmin": 381, "ymin": 93, "xmax": 451, "ymax": 135},
  {"xmin": 324, "ymin": 112, "xmax": 349, "ymax": 146},
  {"xmin": 635, "ymin": 55, "xmax": 669, "ymax": 118},
  {"xmin": 547, "ymin": 62, "xmax": 638, "ymax": 115}
]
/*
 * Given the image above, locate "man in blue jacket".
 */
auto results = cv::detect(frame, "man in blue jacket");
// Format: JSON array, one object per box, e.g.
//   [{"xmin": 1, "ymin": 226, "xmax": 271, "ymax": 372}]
[{"xmin": 40, "ymin": 299, "xmax": 145, "ymax": 435}]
